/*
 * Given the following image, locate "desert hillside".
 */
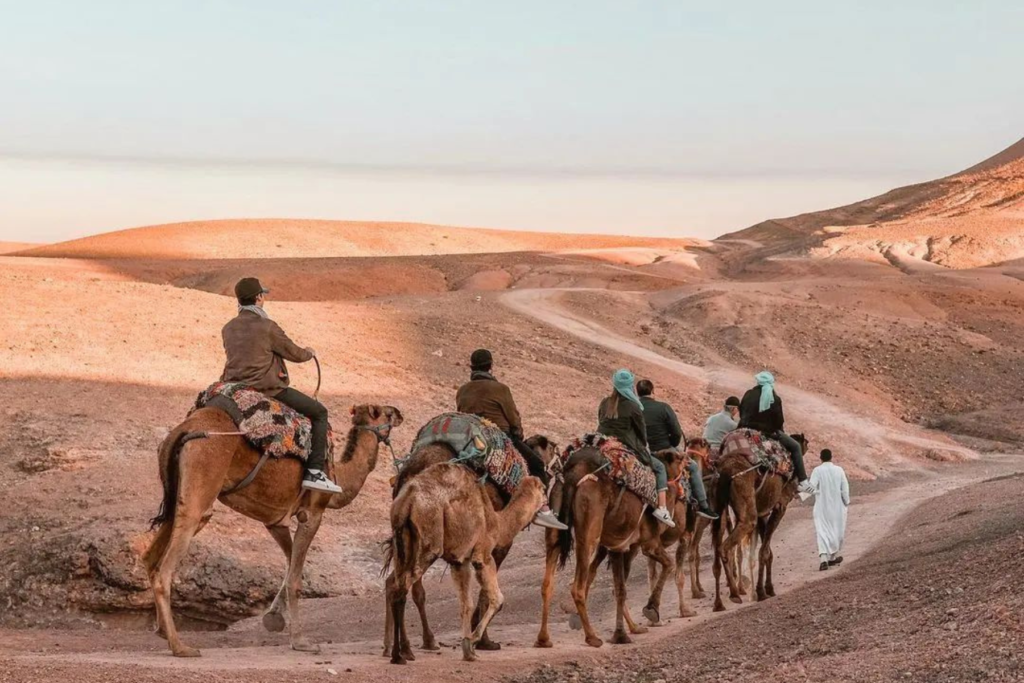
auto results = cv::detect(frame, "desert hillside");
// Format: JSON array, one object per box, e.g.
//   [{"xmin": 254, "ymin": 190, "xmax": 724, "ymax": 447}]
[
  {"xmin": 720, "ymin": 137, "xmax": 1024, "ymax": 270},
  {"xmin": 13, "ymin": 219, "xmax": 700, "ymax": 260}
]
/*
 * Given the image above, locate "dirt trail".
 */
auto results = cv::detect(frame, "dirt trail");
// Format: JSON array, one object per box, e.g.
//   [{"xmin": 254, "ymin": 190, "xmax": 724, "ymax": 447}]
[
  {"xmin": 3, "ymin": 289, "xmax": 1015, "ymax": 683},
  {"xmin": 501, "ymin": 288, "xmax": 975, "ymax": 461}
]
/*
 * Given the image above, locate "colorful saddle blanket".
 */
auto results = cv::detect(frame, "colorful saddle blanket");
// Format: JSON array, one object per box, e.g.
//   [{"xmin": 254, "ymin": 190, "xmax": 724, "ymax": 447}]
[
  {"xmin": 409, "ymin": 413, "xmax": 527, "ymax": 496},
  {"xmin": 714, "ymin": 428, "xmax": 792, "ymax": 476},
  {"xmin": 192, "ymin": 382, "xmax": 335, "ymax": 462},
  {"xmin": 559, "ymin": 434, "xmax": 658, "ymax": 508}
]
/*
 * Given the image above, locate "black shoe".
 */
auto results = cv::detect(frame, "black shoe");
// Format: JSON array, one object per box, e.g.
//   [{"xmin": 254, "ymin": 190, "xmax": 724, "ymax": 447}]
[
  {"xmin": 828, "ymin": 556, "xmax": 843, "ymax": 566},
  {"xmin": 819, "ymin": 561, "xmax": 829, "ymax": 571},
  {"xmin": 695, "ymin": 503, "xmax": 719, "ymax": 520}
]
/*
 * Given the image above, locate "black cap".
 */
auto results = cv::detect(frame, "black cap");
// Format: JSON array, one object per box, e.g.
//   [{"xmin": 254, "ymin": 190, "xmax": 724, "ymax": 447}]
[
  {"xmin": 234, "ymin": 277, "xmax": 269, "ymax": 301},
  {"xmin": 725, "ymin": 396, "xmax": 740, "ymax": 407},
  {"xmin": 470, "ymin": 348, "xmax": 493, "ymax": 369}
]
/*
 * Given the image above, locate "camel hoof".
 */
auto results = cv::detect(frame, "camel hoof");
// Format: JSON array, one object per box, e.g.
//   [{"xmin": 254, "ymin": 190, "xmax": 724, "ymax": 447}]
[
  {"xmin": 390, "ymin": 655, "xmax": 408, "ymax": 665},
  {"xmin": 262, "ymin": 611, "xmax": 286, "ymax": 633},
  {"xmin": 568, "ymin": 614, "xmax": 582, "ymax": 630},
  {"xmin": 475, "ymin": 639, "xmax": 501, "ymax": 651},
  {"xmin": 291, "ymin": 639, "xmax": 321, "ymax": 654},
  {"xmin": 461, "ymin": 638, "xmax": 477, "ymax": 662},
  {"xmin": 713, "ymin": 602, "xmax": 726, "ymax": 613},
  {"xmin": 534, "ymin": 637, "xmax": 553, "ymax": 649},
  {"xmin": 679, "ymin": 607, "xmax": 697, "ymax": 618},
  {"xmin": 172, "ymin": 646, "xmax": 201, "ymax": 658},
  {"xmin": 729, "ymin": 595, "xmax": 743, "ymax": 605},
  {"xmin": 629, "ymin": 624, "xmax": 649, "ymax": 635},
  {"xmin": 692, "ymin": 590, "xmax": 707, "ymax": 599},
  {"xmin": 642, "ymin": 606, "xmax": 660, "ymax": 624},
  {"xmin": 611, "ymin": 631, "xmax": 632, "ymax": 645},
  {"xmin": 585, "ymin": 635, "xmax": 604, "ymax": 648},
  {"xmin": 156, "ymin": 628, "xmax": 168, "ymax": 641},
  {"xmin": 401, "ymin": 649, "xmax": 416, "ymax": 662},
  {"xmin": 766, "ymin": 586, "xmax": 776, "ymax": 597},
  {"xmin": 421, "ymin": 639, "xmax": 441, "ymax": 652}
]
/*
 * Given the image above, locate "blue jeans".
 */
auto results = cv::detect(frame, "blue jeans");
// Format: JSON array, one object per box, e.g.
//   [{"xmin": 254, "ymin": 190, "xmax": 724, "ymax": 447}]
[
  {"xmin": 686, "ymin": 459, "xmax": 708, "ymax": 506},
  {"xmin": 648, "ymin": 455, "xmax": 668, "ymax": 492}
]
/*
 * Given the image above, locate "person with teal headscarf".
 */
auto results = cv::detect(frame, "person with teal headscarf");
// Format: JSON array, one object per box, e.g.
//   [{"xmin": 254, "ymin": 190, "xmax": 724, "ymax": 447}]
[
  {"xmin": 738, "ymin": 370, "xmax": 814, "ymax": 495},
  {"xmin": 597, "ymin": 369, "xmax": 675, "ymax": 527}
]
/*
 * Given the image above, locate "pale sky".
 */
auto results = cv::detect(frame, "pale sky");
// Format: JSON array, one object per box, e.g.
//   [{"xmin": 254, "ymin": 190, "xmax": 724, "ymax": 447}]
[{"xmin": 1, "ymin": 2, "xmax": 1021, "ymax": 242}]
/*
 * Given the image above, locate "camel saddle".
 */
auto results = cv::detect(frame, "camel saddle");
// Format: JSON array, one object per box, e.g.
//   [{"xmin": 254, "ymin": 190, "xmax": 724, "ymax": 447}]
[
  {"xmin": 408, "ymin": 412, "xmax": 527, "ymax": 496},
  {"xmin": 192, "ymin": 382, "xmax": 335, "ymax": 463},
  {"xmin": 558, "ymin": 434, "xmax": 659, "ymax": 508},
  {"xmin": 713, "ymin": 428, "xmax": 792, "ymax": 477}
]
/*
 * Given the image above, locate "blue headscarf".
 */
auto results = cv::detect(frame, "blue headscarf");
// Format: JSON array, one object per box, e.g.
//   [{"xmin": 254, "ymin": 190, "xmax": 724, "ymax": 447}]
[
  {"xmin": 755, "ymin": 371, "xmax": 776, "ymax": 412},
  {"xmin": 612, "ymin": 369, "xmax": 644, "ymax": 411}
]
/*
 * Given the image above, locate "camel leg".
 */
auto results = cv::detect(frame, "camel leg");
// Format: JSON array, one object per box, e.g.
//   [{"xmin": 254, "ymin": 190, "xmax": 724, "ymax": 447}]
[
  {"xmin": 262, "ymin": 524, "xmax": 292, "ymax": 633},
  {"xmin": 690, "ymin": 517, "xmax": 707, "ymax": 598},
  {"xmin": 720, "ymin": 495, "xmax": 755, "ymax": 605},
  {"xmin": 711, "ymin": 515, "xmax": 726, "ymax": 613},
  {"xmin": 151, "ymin": 506, "xmax": 214, "ymax": 657},
  {"xmin": 620, "ymin": 544, "xmax": 648, "ymax": 635},
  {"xmin": 676, "ymin": 532, "xmax": 696, "ymax": 617},
  {"xmin": 143, "ymin": 521, "xmax": 174, "ymax": 638},
  {"xmin": 534, "ymin": 531, "xmax": 561, "ymax": 648},
  {"xmin": 761, "ymin": 509, "xmax": 785, "ymax": 599},
  {"xmin": 568, "ymin": 545, "xmax": 607, "ymax": 631},
  {"xmin": 610, "ymin": 552, "xmax": 631, "ymax": 645},
  {"xmin": 641, "ymin": 538, "xmax": 673, "ymax": 626},
  {"xmin": 383, "ymin": 572, "xmax": 395, "ymax": 657},
  {"xmin": 570, "ymin": 532, "xmax": 603, "ymax": 648},
  {"xmin": 285, "ymin": 508, "xmax": 325, "ymax": 653},
  {"xmin": 451, "ymin": 562, "xmax": 477, "ymax": 662},
  {"xmin": 475, "ymin": 545, "xmax": 509, "ymax": 651},
  {"xmin": 412, "ymin": 579, "xmax": 438, "ymax": 650},
  {"xmin": 466, "ymin": 557, "xmax": 504, "ymax": 660}
]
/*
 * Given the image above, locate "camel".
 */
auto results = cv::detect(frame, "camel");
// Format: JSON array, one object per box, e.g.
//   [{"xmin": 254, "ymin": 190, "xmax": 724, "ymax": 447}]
[
  {"xmin": 386, "ymin": 463, "xmax": 545, "ymax": 664},
  {"xmin": 382, "ymin": 435, "xmax": 558, "ymax": 660},
  {"xmin": 710, "ymin": 433, "xmax": 808, "ymax": 611},
  {"xmin": 534, "ymin": 444, "xmax": 678, "ymax": 649},
  {"xmin": 644, "ymin": 438, "xmax": 713, "ymax": 620},
  {"xmin": 143, "ymin": 403, "xmax": 403, "ymax": 657}
]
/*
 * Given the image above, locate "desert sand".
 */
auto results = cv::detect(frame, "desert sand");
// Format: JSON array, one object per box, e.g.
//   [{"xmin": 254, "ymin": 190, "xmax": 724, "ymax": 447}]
[{"xmin": 1, "ymin": 138, "xmax": 1022, "ymax": 682}]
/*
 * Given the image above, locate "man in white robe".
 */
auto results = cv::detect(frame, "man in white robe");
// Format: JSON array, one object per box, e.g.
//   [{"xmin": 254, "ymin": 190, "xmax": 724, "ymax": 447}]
[{"xmin": 808, "ymin": 448, "xmax": 849, "ymax": 571}]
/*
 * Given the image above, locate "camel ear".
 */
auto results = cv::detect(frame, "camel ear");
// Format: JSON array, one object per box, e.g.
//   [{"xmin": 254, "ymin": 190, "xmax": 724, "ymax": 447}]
[{"xmin": 349, "ymin": 405, "xmax": 357, "ymax": 416}]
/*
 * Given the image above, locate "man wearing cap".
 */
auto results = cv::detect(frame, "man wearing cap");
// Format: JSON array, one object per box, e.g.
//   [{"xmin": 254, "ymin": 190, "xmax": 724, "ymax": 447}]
[
  {"xmin": 221, "ymin": 278, "xmax": 342, "ymax": 494},
  {"xmin": 456, "ymin": 348, "xmax": 567, "ymax": 530},
  {"xmin": 703, "ymin": 396, "xmax": 740, "ymax": 452}
]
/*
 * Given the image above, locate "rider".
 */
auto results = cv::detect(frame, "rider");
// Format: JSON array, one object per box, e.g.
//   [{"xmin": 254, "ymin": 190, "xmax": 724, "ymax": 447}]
[
  {"xmin": 455, "ymin": 348, "xmax": 567, "ymax": 530},
  {"xmin": 221, "ymin": 277, "xmax": 342, "ymax": 494},
  {"xmin": 597, "ymin": 369, "xmax": 675, "ymax": 528},
  {"xmin": 637, "ymin": 379, "xmax": 718, "ymax": 520},
  {"xmin": 738, "ymin": 371, "xmax": 813, "ymax": 496},
  {"xmin": 703, "ymin": 396, "xmax": 740, "ymax": 452}
]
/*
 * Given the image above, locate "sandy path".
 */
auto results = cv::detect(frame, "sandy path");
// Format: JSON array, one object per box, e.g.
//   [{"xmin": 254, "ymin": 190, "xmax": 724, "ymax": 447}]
[{"xmin": 4, "ymin": 288, "xmax": 1015, "ymax": 682}]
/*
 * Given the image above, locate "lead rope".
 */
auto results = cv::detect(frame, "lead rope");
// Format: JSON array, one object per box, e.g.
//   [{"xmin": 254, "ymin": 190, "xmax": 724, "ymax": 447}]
[{"xmin": 313, "ymin": 356, "xmax": 322, "ymax": 402}]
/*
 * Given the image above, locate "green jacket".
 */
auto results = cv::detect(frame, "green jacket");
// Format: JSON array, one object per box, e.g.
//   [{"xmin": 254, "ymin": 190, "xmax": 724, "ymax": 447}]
[
  {"xmin": 640, "ymin": 396, "xmax": 684, "ymax": 452},
  {"xmin": 597, "ymin": 393, "xmax": 651, "ymax": 464}
]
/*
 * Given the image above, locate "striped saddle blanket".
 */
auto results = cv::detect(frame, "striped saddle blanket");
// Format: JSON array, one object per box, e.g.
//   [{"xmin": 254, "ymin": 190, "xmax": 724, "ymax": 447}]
[
  {"xmin": 192, "ymin": 382, "xmax": 334, "ymax": 462},
  {"xmin": 409, "ymin": 413, "xmax": 527, "ymax": 496},
  {"xmin": 714, "ymin": 428, "xmax": 792, "ymax": 476},
  {"xmin": 559, "ymin": 433, "xmax": 658, "ymax": 508}
]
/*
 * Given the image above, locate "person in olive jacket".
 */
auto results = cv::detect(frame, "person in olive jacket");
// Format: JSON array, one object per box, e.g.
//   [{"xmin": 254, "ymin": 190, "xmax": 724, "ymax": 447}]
[{"xmin": 221, "ymin": 277, "xmax": 341, "ymax": 494}]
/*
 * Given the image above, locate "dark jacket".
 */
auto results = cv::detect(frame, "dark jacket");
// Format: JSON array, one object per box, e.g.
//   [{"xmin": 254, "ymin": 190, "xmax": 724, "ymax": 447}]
[
  {"xmin": 641, "ymin": 396, "xmax": 684, "ymax": 452},
  {"xmin": 597, "ymin": 392, "xmax": 650, "ymax": 463},
  {"xmin": 456, "ymin": 372, "xmax": 523, "ymax": 435},
  {"xmin": 221, "ymin": 310, "xmax": 313, "ymax": 396},
  {"xmin": 738, "ymin": 386, "xmax": 784, "ymax": 434}
]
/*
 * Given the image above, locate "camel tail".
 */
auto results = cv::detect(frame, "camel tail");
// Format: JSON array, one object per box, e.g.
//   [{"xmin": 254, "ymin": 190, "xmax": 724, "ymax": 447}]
[
  {"xmin": 149, "ymin": 428, "xmax": 202, "ymax": 530},
  {"xmin": 390, "ymin": 486, "xmax": 419, "ymax": 574},
  {"xmin": 379, "ymin": 536, "xmax": 395, "ymax": 579},
  {"xmin": 556, "ymin": 477, "xmax": 579, "ymax": 570}
]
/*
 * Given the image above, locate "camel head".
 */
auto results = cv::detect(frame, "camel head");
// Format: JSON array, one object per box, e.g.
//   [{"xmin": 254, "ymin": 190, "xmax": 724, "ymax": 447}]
[
  {"xmin": 345, "ymin": 404, "xmax": 404, "ymax": 461},
  {"xmin": 525, "ymin": 434, "xmax": 559, "ymax": 466},
  {"xmin": 685, "ymin": 437, "xmax": 711, "ymax": 467},
  {"xmin": 790, "ymin": 433, "xmax": 809, "ymax": 455}
]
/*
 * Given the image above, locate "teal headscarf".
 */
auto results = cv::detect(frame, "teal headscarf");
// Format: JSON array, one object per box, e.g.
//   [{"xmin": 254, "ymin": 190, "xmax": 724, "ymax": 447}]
[
  {"xmin": 612, "ymin": 368, "xmax": 644, "ymax": 411},
  {"xmin": 755, "ymin": 371, "xmax": 776, "ymax": 412}
]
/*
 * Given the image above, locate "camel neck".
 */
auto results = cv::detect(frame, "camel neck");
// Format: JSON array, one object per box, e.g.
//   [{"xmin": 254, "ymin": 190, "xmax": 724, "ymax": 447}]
[{"xmin": 331, "ymin": 428, "xmax": 380, "ymax": 507}]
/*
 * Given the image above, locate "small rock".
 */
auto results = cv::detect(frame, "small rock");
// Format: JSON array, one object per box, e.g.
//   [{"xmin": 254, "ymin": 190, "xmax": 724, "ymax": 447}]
[{"xmin": 327, "ymin": 668, "xmax": 338, "ymax": 676}]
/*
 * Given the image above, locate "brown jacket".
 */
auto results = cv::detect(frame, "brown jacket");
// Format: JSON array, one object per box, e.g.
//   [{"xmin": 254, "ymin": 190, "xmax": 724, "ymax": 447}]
[
  {"xmin": 220, "ymin": 310, "xmax": 313, "ymax": 396},
  {"xmin": 456, "ymin": 373, "xmax": 522, "ymax": 435}
]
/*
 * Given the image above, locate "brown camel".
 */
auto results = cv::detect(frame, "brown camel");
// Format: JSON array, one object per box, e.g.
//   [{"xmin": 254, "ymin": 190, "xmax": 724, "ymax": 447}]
[
  {"xmin": 710, "ymin": 433, "xmax": 808, "ymax": 611},
  {"xmin": 381, "ymin": 435, "xmax": 558, "ymax": 660},
  {"xmin": 387, "ymin": 463, "xmax": 545, "ymax": 664},
  {"xmin": 534, "ymin": 445, "xmax": 676, "ymax": 649},
  {"xmin": 644, "ymin": 438, "xmax": 712, "ymax": 620},
  {"xmin": 143, "ymin": 403, "xmax": 403, "ymax": 657}
]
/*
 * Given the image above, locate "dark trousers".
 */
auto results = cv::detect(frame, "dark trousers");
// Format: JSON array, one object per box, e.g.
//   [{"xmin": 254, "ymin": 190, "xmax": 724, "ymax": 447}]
[
  {"xmin": 508, "ymin": 432, "xmax": 551, "ymax": 486},
  {"xmin": 773, "ymin": 431, "xmax": 807, "ymax": 481},
  {"xmin": 275, "ymin": 388, "xmax": 329, "ymax": 471}
]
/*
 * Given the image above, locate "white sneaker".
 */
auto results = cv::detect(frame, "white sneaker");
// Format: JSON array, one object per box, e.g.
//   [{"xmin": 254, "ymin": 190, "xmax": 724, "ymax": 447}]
[
  {"xmin": 653, "ymin": 506, "xmax": 676, "ymax": 528},
  {"xmin": 533, "ymin": 509, "xmax": 569, "ymax": 530},
  {"xmin": 797, "ymin": 480, "xmax": 815, "ymax": 501},
  {"xmin": 302, "ymin": 470, "xmax": 343, "ymax": 494}
]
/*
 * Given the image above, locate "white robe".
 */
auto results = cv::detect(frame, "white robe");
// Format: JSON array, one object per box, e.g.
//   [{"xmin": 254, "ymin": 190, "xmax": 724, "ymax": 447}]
[{"xmin": 809, "ymin": 462, "xmax": 849, "ymax": 557}]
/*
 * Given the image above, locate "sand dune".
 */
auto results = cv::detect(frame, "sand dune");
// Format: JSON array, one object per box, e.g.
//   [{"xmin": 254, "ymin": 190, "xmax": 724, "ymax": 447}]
[
  {"xmin": 14, "ymin": 219, "xmax": 696, "ymax": 260},
  {"xmin": 0, "ymin": 241, "xmax": 38, "ymax": 254}
]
